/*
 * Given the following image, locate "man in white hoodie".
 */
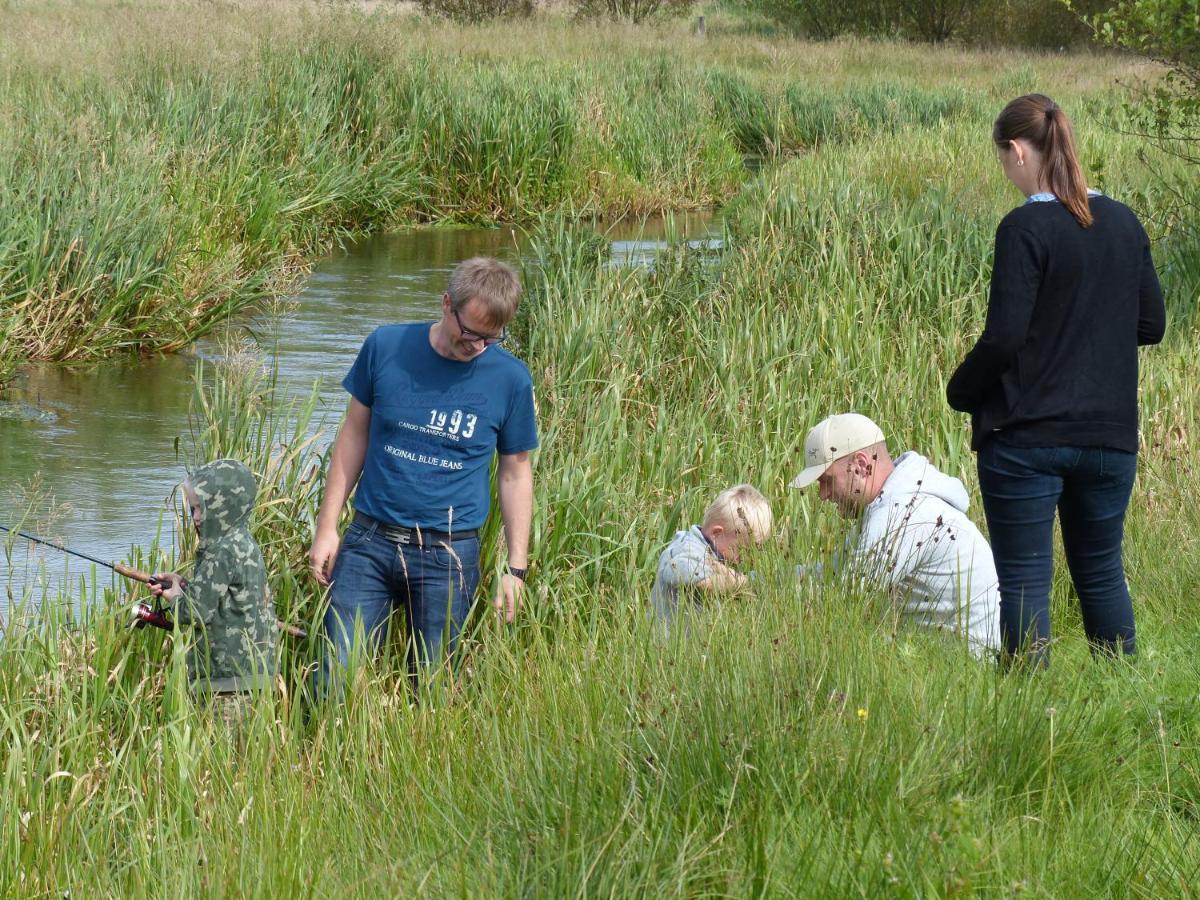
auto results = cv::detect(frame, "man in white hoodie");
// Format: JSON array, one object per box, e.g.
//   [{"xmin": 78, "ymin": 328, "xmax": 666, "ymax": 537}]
[{"xmin": 791, "ymin": 413, "xmax": 1000, "ymax": 657}]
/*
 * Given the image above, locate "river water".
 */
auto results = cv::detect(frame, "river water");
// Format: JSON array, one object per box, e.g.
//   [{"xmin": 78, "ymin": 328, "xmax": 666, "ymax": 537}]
[{"xmin": 0, "ymin": 215, "xmax": 716, "ymax": 614}]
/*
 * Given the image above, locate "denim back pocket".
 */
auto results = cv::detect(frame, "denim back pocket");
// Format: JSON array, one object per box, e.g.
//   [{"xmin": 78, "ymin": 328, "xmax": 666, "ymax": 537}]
[{"xmin": 984, "ymin": 441, "xmax": 1062, "ymax": 477}]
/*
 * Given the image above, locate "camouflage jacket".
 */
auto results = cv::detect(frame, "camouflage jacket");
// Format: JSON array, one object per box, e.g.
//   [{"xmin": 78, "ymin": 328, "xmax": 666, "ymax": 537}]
[{"xmin": 175, "ymin": 459, "xmax": 278, "ymax": 694}]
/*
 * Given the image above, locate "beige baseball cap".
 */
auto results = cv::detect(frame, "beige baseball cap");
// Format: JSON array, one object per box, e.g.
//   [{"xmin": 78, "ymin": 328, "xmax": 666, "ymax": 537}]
[{"xmin": 789, "ymin": 413, "xmax": 886, "ymax": 489}]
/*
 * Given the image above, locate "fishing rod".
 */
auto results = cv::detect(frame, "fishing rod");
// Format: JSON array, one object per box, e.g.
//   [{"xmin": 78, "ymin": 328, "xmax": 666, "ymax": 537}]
[{"xmin": 1, "ymin": 523, "xmax": 307, "ymax": 640}]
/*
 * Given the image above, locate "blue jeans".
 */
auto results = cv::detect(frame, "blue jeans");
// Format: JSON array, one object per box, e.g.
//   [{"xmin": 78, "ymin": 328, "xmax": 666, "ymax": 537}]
[
  {"xmin": 317, "ymin": 518, "xmax": 481, "ymax": 690},
  {"xmin": 977, "ymin": 441, "xmax": 1138, "ymax": 666}
]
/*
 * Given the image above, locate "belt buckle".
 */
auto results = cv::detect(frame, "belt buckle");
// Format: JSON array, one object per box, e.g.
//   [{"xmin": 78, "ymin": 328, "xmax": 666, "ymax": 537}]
[{"xmin": 395, "ymin": 529, "xmax": 412, "ymax": 546}]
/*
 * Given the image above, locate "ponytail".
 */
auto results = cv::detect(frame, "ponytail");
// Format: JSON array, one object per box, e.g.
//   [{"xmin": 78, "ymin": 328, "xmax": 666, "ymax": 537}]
[
  {"xmin": 993, "ymin": 94, "xmax": 1093, "ymax": 228},
  {"xmin": 1042, "ymin": 107, "xmax": 1092, "ymax": 227}
]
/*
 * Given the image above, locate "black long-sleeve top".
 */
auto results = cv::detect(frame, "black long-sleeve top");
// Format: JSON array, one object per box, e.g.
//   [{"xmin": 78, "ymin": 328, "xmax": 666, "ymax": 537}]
[{"xmin": 947, "ymin": 195, "xmax": 1166, "ymax": 453}]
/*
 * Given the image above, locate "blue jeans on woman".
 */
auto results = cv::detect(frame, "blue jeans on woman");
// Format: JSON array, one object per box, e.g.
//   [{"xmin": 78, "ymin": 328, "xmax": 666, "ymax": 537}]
[
  {"xmin": 317, "ymin": 517, "xmax": 481, "ymax": 692},
  {"xmin": 976, "ymin": 441, "xmax": 1139, "ymax": 667}
]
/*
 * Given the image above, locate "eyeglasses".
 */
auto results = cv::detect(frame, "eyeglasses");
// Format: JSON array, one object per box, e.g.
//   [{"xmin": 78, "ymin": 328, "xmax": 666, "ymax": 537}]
[{"xmin": 453, "ymin": 309, "xmax": 507, "ymax": 346}]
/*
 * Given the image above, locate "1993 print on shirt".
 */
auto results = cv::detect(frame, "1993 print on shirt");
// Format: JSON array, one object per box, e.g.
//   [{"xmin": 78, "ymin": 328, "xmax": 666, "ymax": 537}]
[{"xmin": 344, "ymin": 323, "xmax": 538, "ymax": 533}]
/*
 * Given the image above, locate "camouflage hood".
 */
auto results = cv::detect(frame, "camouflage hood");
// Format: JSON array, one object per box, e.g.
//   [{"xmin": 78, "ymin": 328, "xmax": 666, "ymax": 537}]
[{"xmin": 188, "ymin": 459, "xmax": 257, "ymax": 547}]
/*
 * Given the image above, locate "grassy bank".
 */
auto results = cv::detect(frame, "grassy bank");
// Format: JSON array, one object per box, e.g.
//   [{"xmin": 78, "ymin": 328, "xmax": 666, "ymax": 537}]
[
  {"xmin": 4, "ymin": 35, "xmax": 1200, "ymax": 888},
  {"xmin": 2, "ymin": 49, "xmax": 1200, "ymax": 897},
  {"xmin": 0, "ymin": 3, "xmax": 1160, "ymax": 383}
]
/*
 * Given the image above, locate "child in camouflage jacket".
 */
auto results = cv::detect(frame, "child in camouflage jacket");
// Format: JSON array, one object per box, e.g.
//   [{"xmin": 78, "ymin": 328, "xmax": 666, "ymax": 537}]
[{"xmin": 151, "ymin": 458, "xmax": 279, "ymax": 726}]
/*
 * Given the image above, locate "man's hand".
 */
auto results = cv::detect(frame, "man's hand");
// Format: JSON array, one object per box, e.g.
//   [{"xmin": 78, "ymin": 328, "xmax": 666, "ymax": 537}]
[
  {"xmin": 309, "ymin": 528, "xmax": 341, "ymax": 587},
  {"xmin": 495, "ymin": 450, "xmax": 533, "ymax": 624},
  {"xmin": 309, "ymin": 397, "xmax": 370, "ymax": 587},
  {"xmin": 493, "ymin": 572, "xmax": 525, "ymax": 623}
]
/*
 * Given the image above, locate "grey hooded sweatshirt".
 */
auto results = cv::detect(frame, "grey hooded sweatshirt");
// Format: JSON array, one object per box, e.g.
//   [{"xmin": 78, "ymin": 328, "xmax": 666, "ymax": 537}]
[
  {"xmin": 850, "ymin": 452, "xmax": 1000, "ymax": 656},
  {"xmin": 175, "ymin": 459, "xmax": 279, "ymax": 694}
]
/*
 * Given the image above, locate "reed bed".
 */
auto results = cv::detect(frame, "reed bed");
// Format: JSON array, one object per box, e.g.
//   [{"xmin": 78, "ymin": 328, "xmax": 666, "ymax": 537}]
[
  {"xmin": 0, "ymin": 3, "xmax": 1159, "ymax": 383},
  {"xmin": 4, "ymin": 4, "xmax": 1200, "ymax": 895}
]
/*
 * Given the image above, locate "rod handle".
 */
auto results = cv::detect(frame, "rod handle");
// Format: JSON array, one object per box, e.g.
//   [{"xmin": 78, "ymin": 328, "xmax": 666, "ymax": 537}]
[{"xmin": 113, "ymin": 562, "xmax": 155, "ymax": 584}]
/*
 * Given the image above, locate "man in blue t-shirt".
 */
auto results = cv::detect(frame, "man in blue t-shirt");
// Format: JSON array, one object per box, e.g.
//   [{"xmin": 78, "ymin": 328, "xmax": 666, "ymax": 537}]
[{"xmin": 308, "ymin": 257, "xmax": 538, "ymax": 685}]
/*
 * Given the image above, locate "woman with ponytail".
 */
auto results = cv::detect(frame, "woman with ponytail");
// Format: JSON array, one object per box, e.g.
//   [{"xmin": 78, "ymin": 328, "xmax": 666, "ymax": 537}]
[{"xmin": 947, "ymin": 94, "xmax": 1166, "ymax": 667}]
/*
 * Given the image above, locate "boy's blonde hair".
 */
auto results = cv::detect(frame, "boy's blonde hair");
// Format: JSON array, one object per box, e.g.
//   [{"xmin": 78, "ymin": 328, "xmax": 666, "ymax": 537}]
[{"xmin": 702, "ymin": 484, "xmax": 772, "ymax": 542}]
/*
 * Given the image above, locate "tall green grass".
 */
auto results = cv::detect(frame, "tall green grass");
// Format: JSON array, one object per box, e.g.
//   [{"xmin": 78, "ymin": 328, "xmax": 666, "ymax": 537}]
[
  {"xmin": 0, "ymin": 5, "xmax": 1160, "ymax": 383},
  {"xmin": 4, "ymin": 6, "xmax": 1200, "ymax": 894},
  {"xmin": 4, "ymin": 107, "xmax": 1200, "ymax": 894}
]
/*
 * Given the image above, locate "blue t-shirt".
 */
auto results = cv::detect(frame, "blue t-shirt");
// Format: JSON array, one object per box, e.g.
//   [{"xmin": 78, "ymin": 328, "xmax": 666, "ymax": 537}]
[{"xmin": 344, "ymin": 323, "xmax": 539, "ymax": 532}]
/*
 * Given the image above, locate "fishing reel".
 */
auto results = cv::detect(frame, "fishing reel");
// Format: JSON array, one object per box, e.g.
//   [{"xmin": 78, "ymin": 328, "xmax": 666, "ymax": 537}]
[
  {"xmin": 129, "ymin": 600, "xmax": 174, "ymax": 631},
  {"xmin": 129, "ymin": 576, "xmax": 176, "ymax": 631}
]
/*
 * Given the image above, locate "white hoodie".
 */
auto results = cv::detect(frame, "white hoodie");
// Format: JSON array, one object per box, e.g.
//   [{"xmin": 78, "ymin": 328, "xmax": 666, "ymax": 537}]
[{"xmin": 849, "ymin": 451, "xmax": 1000, "ymax": 656}]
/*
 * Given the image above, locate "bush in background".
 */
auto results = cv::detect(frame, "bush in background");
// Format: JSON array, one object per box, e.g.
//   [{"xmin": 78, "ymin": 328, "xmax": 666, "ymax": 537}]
[
  {"xmin": 745, "ymin": 0, "xmax": 990, "ymax": 42},
  {"xmin": 961, "ymin": 0, "xmax": 1112, "ymax": 48},
  {"xmin": 1088, "ymin": 0, "xmax": 1199, "ymax": 262},
  {"xmin": 899, "ymin": 0, "xmax": 987, "ymax": 41},
  {"xmin": 747, "ymin": 0, "xmax": 899, "ymax": 39},
  {"xmin": 738, "ymin": 0, "xmax": 1112, "ymax": 44},
  {"xmin": 569, "ymin": 0, "xmax": 700, "ymax": 23},
  {"xmin": 416, "ymin": 0, "xmax": 536, "ymax": 24},
  {"xmin": 1089, "ymin": 0, "xmax": 1199, "ymax": 141}
]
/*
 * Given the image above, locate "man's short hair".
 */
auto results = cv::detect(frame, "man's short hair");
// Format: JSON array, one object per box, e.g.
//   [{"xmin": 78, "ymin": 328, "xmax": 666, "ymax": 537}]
[
  {"xmin": 703, "ymin": 484, "xmax": 773, "ymax": 542},
  {"xmin": 447, "ymin": 257, "xmax": 521, "ymax": 328}
]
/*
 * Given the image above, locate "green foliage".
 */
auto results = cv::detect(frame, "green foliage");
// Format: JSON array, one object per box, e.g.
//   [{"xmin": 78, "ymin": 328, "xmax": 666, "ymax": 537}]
[
  {"xmin": 0, "ymin": 34, "xmax": 743, "ymax": 375},
  {"xmin": 3, "ymin": 106, "xmax": 1199, "ymax": 891},
  {"xmin": 962, "ymin": 0, "xmax": 1110, "ymax": 48},
  {"xmin": 749, "ymin": 0, "xmax": 898, "ymax": 39},
  {"xmin": 704, "ymin": 68, "xmax": 783, "ymax": 155},
  {"xmin": 781, "ymin": 81, "xmax": 974, "ymax": 147},
  {"xmin": 1089, "ymin": 0, "xmax": 1199, "ymax": 149},
  {"xmin": 1086, "ymin": 0, "xmax": 1199, "ymax": 231},
  {"xmin": 0, "ymin": 36, "xmax": 426, "ymax": 370},
  {"xmin": 747, "ymin": 0, "xmax": 989, "ymax": 41},
  {"xmin": 1090, "ymin": 0, "xmax": 1200, "ymax": 69},
  {"xmin": 2, "ymin": 21, "xmax": 1200, "ymax": 887},
  {"xmin": 898, "ymin": 0, "xmax": 987, "ymax": 41},
  {"xmin": 745, "ymin": 0, "xmax": 1110, "ymax": 43},
  {"xmin": 0, "ymin": 8, "xmax": 1170, "ymax": 380}
]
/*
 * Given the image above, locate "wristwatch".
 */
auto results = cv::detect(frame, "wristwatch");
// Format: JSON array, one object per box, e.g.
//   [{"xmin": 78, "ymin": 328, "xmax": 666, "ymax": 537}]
[{"xmin": 506, "ymin": 565, "xmax": 528, "ymax": 582}]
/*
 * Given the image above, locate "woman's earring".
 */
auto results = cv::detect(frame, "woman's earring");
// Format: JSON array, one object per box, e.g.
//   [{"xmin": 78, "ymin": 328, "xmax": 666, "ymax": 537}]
[{"xmin": 1017, "ymin": 159, "xmax": 1024, "ymax": 167}]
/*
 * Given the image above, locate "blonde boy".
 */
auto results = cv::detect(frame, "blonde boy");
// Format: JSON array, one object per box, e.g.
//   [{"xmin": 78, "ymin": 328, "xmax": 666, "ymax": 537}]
[{"xmin": 651, "ymin": 484, "xmax": 773, "ymax": 627}]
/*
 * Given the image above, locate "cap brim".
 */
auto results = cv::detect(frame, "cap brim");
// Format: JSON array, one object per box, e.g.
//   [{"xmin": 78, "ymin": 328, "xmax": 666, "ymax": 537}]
[{"xmin": 789, "ymin": 464, "xmax": 826, "ymax": 489}]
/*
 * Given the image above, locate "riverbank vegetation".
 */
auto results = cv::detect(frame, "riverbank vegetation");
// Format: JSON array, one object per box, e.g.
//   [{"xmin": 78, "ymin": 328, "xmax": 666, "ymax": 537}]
[
  {"xmin": 4, "ymin": 2, "xmax": 1200, "ymax": 893},
  {"xmin": 0, "ymin": 1, "xmax": 1163, "ymax": 383},
  {"xmin": 4, "ymin": 168, "xmax": 1199, "ymax": 887}
]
